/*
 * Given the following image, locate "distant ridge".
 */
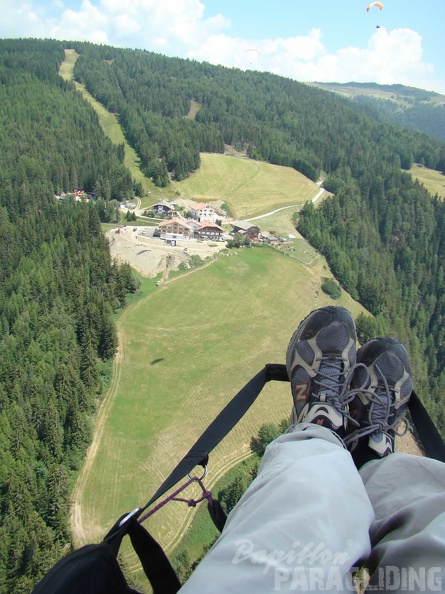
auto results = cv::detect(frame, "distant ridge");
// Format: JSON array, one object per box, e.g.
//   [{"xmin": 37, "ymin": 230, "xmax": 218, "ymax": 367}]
[{"xmin": 306, "ymin": 81, "xmax": 445, "ymax": 142}]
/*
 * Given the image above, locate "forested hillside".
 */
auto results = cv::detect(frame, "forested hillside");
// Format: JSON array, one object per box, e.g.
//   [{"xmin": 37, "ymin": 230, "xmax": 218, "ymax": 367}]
[
  {"xmin": 68, "ymin": 41, "xmax": 445, "ymax": 432},
  {"xmin": 70, "ymin": 42, "xmax": 445, "ymax": 185},
  {"xmin": 0, "ymin": 39, "xmax": 139, "ymax": 592},
  {"xmin": 2, "ymin": 37, "xmax": 445, "ymax": 591},
  {"xmin": 310, "ymin": 82, "xmax": 445, "ymax": 143},
  {"xmin": 356, "ymin": 93, "xmax": 445, "ymax": 144}
]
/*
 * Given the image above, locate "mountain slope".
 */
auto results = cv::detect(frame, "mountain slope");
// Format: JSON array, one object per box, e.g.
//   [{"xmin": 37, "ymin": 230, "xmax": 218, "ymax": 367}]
[
  {"xmin": 0, "ymin": 38, "xmax": 139, "ymax": 592},
  {"xmin": 307, "ymin": 81, "xmax": 445, "ymax": 142},
  {"xmin": 2, "ymin": 38, "xmax": 445, "ymax": 591},
  {"xmin": 69, "ymin": 42, "xmax": 445, "ymax": 186}
]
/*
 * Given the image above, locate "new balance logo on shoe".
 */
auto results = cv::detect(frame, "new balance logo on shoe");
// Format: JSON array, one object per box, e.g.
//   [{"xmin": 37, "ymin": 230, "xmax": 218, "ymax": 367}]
[{"xmin": 286, "ymin": 306, "xmax": 357, "ymax": 438}]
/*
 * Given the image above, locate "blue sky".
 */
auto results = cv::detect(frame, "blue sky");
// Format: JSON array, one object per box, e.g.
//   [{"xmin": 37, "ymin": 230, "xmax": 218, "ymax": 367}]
[{"xmin": 2, "ymin": 0, "xmax": 445, "ymax": 94}]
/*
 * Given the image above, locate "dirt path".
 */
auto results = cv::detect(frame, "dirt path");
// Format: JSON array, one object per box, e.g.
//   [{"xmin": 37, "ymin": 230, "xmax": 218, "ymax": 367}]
[
  {"xmin": 70, "ymin": 301, "xmax": 135, "ymax": 546},
  {"xmin": 70, "ymin": 361, "xmax": 121, "ymax": 546}
]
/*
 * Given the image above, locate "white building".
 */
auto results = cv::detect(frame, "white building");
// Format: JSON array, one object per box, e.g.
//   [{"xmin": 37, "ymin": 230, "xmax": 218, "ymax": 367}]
[{"xmin": 189, "ymin": 202, "xmax": 218, "ymax": 223}]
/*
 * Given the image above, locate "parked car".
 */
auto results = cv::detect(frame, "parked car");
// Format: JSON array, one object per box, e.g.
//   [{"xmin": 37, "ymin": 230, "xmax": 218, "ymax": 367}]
[{"xmin": 153, "ymin": 229, "xmax": 160, "ymax": 237}]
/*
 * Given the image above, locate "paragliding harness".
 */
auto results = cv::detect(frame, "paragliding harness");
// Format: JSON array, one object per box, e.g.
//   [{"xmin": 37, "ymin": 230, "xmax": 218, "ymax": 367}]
[{"xmin": 32, "ymin": 364, "xmax": 445, "ymax": 594}]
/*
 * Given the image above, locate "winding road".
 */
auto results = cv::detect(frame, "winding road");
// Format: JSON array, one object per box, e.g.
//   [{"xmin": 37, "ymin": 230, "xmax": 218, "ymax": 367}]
[{"xmin": 244, "ymin": 184, "xmax": 325, "ymax": 221}]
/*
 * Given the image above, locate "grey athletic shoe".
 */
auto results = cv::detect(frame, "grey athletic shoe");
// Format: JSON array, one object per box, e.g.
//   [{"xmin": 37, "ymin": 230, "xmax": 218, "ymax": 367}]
[
  {"xmin": 345, "ymin": 337, "xmax": 413, "ymax": 457},
  {"xmin": 286, "ymin": 306, "xmax": 357, "ymax": 436}
]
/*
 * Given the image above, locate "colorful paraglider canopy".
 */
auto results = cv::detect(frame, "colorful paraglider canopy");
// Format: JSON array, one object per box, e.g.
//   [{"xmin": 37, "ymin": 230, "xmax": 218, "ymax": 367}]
[{"xmin": 366, "ymin": 2, "xmax": 383, "ymax": 11}]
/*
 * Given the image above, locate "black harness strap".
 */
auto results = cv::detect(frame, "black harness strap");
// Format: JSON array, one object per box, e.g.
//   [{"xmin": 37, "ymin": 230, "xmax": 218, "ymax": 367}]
[
  {"xmin": 103, "ymin": 515, "xmax": 181, "ymax": 594},
  {"xmin": 139, "ymin": 363, "xmax": 289, "ymax": 514},
  {"xmin": 138, "ymin": 366, "xmax": 445, "ymax": 518},
  {"xmin": 408, "ymin": 389, "xmax": 445, "ymax": 463},
  {"xmin": 126, "ymin": 519, "xmax": 181, "ymax": 594}
]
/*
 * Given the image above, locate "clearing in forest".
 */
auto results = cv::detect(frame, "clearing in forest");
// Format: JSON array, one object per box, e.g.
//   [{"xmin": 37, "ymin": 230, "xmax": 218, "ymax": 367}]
[
  {"xmin": 176, "ymin": 153, "xmax": 320, "ymax": 218},
  {"xmin": 408, "ymin": 163, "xmax": 445, "ymax": 200},
  {"xmin": 59, "ymin": 49, "xmax": 167, "ymax": 207},
  {"xmin": 71, "ymin": 246, "xmax": 368, "ymax": 589}
]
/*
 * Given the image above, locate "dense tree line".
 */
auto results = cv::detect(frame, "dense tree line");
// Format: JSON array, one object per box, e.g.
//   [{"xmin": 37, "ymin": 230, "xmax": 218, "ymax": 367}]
[
  {"xmin": 72, "ymin": 44, "xmax": 224, "ymax": 184},
  {"xmin": 69, "ymin": 42, "xmax": 445, "ymax": 187},
  {"xmin": 297, "ymin": 167, "xmax": 445, "ymax": 435},
  {"xmin": 0, "ymin": 39, "xmax": 139, "ymax": 592},
  {"xmin": 0, "ymin": 39, "xmax": 136, "ymax": 205}
]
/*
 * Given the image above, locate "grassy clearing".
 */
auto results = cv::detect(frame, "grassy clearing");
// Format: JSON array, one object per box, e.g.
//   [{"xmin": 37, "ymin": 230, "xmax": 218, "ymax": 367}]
[
  {"xmin": 59, "ymin": 49, "xmax": 78, "ymax": 80},
  {"xmin": 247, "ymin": 207, "xmax": 303, "ymax": 236},
  {"xmin": 408, "ymin": 164, "xmax": 445, "ymax": 200},
  {"xmin": 59, "ymin": 50, "xmax": 174, "ymax": 209},
  {"xmin": 185, "ymin": 99, "xmax": 201, "ymax": 120},
  {"xmin": 75, "ymin": 246, "xmax": 367, "ymax": 589},
  {"xmin": 176, "ymin": 153, "xmax": 319, "ymax": 218}
]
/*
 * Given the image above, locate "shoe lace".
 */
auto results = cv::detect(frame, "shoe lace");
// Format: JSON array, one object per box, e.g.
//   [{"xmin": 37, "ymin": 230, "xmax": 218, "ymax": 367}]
[
  {"xmin": 313, "ymin": 356, "xmax": 360, "ymax": 427},
  {"xmin": 344, "ymin": 363, "xmax": 411, "ymax": 449}
]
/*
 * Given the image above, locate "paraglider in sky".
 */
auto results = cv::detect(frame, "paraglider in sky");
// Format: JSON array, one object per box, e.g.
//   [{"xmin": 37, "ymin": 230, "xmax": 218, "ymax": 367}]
[
  {"xmin": 366, "ymin": 2, "xmax": 384, "ymax": 11},
  {"xmin": 245, "ymin": 48, "xmax": 260, "ymax": 66}
]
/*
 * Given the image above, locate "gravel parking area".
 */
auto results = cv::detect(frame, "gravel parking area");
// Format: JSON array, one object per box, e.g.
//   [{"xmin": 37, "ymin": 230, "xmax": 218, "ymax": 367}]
[{"xmin": 106, "ymin": 226, "xmax": 226, "ymax": 278}]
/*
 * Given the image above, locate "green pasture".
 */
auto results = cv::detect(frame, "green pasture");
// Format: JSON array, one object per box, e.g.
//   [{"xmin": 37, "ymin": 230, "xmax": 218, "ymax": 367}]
[
  {"xmin": 59, "ymin": 52, "xmax": 319, "ymax": 217},
  {"xmin": 76, "ymin": 246, "xmax": 367, "ymax": 589},
  {"xmin": 244, "ymin": 206, "xmax": 305, "ymax": 237},
  {"xmin": 176, "ymin": 153, "xmax": 319, "ymax": 218},
  {"xmin": 408, "ymin": 164, "xmax": 445, "ymax": 200},
  {"xmin": 58, "ymin": 48, "xmax": 78, "ymax": 80}
]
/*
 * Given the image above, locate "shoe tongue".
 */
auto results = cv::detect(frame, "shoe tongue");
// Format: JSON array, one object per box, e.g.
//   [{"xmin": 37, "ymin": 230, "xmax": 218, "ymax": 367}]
[
  {"xmin": 318, "ymin": 359, "xmax": 342, "ymax": 401},
  {"xmin": 372, "ymin": 384, "xmax": 390, "ymax": 424}
]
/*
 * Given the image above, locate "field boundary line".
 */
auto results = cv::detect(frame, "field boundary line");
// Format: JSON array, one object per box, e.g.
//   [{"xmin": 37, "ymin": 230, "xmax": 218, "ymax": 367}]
[{"xmin": 70, "ymin": 296, "xmax": 147, "ymax": 547}]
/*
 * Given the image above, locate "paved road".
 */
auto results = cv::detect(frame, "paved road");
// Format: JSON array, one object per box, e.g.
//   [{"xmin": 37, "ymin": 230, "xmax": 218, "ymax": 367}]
[{"xmin": 245, "ymin": 186, "xmax": 325, "ymax": 221}]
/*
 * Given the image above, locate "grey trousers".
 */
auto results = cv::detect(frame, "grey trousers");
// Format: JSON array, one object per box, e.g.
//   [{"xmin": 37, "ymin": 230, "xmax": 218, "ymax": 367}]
[{"xmin": 178, "ymin": 424, "xmax": 445, "ymax": 593}]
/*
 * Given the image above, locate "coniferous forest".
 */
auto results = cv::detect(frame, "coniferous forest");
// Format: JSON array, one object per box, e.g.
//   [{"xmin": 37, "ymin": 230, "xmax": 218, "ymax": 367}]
[
  {"xmin": 1, "ymin": 37, "xmax": 445, "ymax": 591},
  {"xmin": 0, "ymin": 39, "xmax": 139, "ymax": 592},
  {"xmin": 70, "ymin": 41, "xmax": 445, "ymax": 432}
]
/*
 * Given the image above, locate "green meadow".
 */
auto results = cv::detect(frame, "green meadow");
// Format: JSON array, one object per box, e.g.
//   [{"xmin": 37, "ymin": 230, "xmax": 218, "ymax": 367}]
[
  {"xmin": 60, "ymin": 50, "xmax": 366, "ymax": 589},
  {"xmin": 176, "ymin": 153, "xmax": 320, "ymax": 218},
  {"xmin": 408, "ymin": 164, "xmax": 445, "ymax": 200},
  {"xmin": 74, "ymin": 246, "xmax": 367, "ymax": 589}
]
